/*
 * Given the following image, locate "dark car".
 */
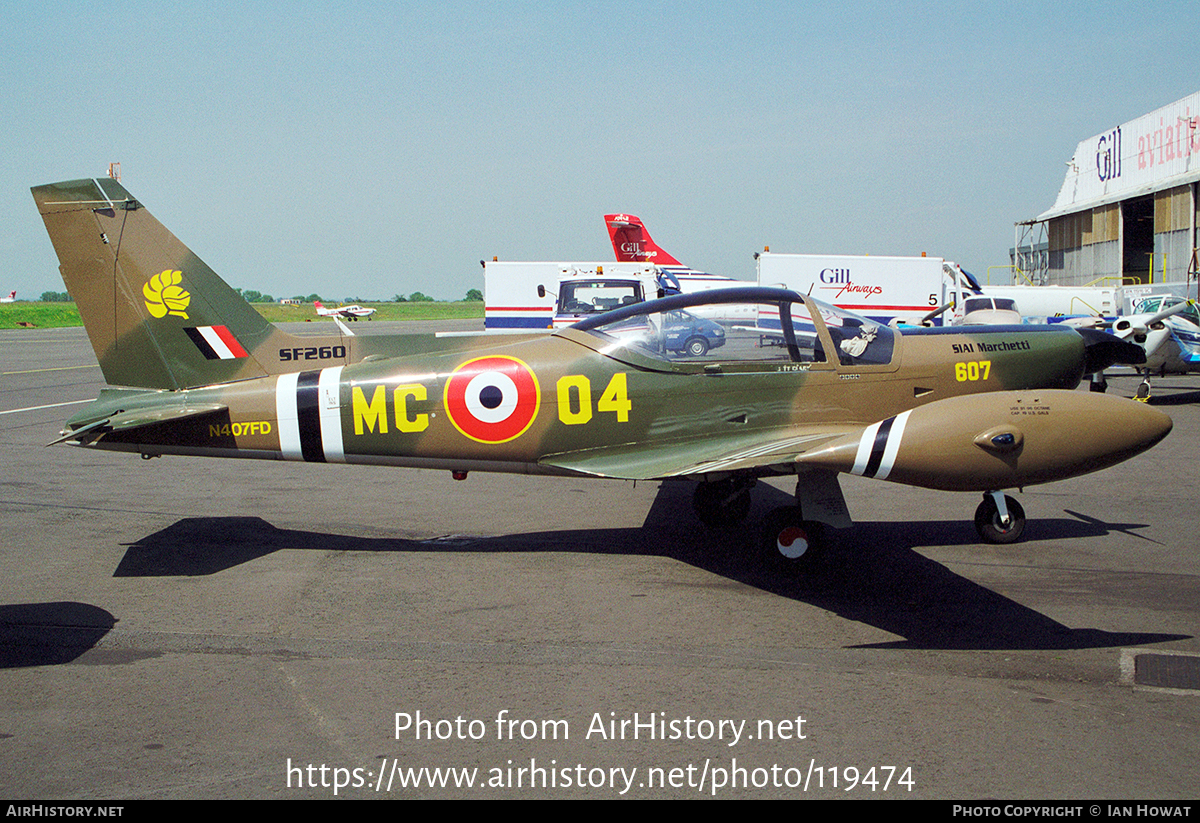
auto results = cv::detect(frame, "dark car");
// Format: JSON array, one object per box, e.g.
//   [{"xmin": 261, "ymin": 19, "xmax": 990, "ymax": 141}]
[{"xmin": 662, "ymin": 309, "xmax": 726, "ymax": 356}]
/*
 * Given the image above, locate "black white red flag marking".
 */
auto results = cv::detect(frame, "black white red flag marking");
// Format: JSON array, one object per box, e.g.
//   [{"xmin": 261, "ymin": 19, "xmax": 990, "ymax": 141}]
[{"xmin": 185, "ymin": 325, "xmax": 250, "ymax": 360}]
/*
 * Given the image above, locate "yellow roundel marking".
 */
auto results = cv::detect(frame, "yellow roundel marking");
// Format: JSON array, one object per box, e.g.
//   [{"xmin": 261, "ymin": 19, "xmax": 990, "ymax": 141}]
[
  {"xmin": 443, "ymin": 355, "xmax": 540, "ymax": 444},
  {"xmin": 143, "ymin": 270, "xmax": 191, "ymax": 319}
]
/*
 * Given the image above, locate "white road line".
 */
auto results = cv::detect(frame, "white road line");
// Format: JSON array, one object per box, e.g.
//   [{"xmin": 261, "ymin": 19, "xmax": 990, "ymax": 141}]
[
  {"xmin": 2, "ymin": 364, "xmax": 101, "ymax": 375},
  {"xmin": 0, "ymin": 399, "xmax": 93, "ymax": 416}
]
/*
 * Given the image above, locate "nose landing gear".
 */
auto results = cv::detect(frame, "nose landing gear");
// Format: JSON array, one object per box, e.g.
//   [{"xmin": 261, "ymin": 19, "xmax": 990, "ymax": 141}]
[{"xmin": 974, "ymin": 492, "xmax": 1026, "ymax": 544}]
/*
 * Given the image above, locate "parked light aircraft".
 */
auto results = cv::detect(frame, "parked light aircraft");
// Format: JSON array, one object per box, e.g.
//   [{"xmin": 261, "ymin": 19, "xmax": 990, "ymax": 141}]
[
  {"xmin": 32, "ymin": 178, "xmax": 1170, "ymax": 569},
  {"xmin": 314, "ymin": 300, "xmax": 375, "ymax": 320},
  {"xmin": 1110, "ymin": 295, "xmax": 1200, "ymax": 398},
  {"xmin": 952, "ymin": 296, "xmax": 1023, "ymax": 326},
  {"xmin": 1, "ymin": 290, "xmax": 15, "ymax": 303}
]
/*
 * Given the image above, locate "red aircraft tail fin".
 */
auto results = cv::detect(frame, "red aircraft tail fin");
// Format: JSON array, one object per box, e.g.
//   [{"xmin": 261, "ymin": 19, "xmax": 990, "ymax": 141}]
[{"xmin": 604, "ymin": 214, "xmax": 683, "ymax": 267}]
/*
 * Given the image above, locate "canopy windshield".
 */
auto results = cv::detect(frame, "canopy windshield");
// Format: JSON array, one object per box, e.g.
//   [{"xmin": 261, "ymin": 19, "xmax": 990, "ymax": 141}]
[{"xmin": 572, "ymin": 287, "xmax": 894, "ymax": 368}]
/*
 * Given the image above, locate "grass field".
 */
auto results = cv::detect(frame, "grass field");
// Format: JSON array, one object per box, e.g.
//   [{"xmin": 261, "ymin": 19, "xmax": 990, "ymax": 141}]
[
  {"xmin": 0, "ymin": 303, "xmax": 84, "ymax": 329},
  {"xmin": 0, "ymin": 301, "xmax": 484, "ymax": 329}
]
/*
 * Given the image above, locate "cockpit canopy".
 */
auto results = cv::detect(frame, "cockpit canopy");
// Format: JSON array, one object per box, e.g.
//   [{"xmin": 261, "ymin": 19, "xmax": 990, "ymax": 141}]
[
  {"xmin": 963, "ymin": 296, "xmax": 1019, "ymax": 314},
  {"xmin": 1135, "ymin": 295, "xmax": 1200, "ymax": 327},
  {"xmin": 569, "ymin": 287, "xmax": 896, "ymax": 368}
]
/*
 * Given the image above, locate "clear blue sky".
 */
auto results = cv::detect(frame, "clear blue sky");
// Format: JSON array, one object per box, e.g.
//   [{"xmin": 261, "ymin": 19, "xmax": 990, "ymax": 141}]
[{"xmin": 5, "ymin": 2, "xmax": 1198, "ymax": 301}]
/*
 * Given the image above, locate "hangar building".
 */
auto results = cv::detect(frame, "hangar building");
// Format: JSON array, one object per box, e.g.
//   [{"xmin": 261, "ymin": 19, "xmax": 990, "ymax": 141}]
[{"xmin": 1017, "ymin": 90, "xmax": 1199, "ymax": 290}]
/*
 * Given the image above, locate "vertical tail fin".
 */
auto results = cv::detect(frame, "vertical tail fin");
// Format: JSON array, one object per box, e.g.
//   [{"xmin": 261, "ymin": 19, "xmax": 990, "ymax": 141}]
[
  {"xmin": 31, "ymin": 178, "xmax": 347, "ymax": 390},
  {"xmin": 604, "ymin": 213, "xmax": 683, "ymax": 267}
]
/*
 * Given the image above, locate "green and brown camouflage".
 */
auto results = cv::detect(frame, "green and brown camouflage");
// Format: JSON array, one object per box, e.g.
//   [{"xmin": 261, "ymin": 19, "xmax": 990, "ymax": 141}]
[
  {"xmin": 32, "ymin": 177, "xmax": 1172, "ymax": 553},
  {"xmin": 31, "ymin": 178, "xmax": 509, "ymax": 390}
]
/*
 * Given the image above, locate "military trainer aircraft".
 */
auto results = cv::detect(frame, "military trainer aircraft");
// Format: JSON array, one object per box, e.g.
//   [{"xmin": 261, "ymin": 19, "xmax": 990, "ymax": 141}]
[{"xmin": 32, "ymin": 178, "xmax": 1171, "ymax": 570}]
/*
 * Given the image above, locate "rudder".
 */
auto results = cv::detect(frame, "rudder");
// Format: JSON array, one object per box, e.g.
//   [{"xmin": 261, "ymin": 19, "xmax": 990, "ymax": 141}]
[{"xmin": 32, "ymin": 178, "xmax": 341, "ymax": 390}]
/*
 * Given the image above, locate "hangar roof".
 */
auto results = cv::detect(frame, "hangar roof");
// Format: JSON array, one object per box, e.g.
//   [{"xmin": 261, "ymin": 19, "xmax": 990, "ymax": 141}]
[{"xmin": 1036, "ymin": 89, "xmax": 1200, "ymax": 222}]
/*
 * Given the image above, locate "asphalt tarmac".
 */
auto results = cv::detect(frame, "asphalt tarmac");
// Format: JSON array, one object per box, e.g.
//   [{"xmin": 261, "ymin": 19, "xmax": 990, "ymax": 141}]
[{"xmin": 1, "ymin": 323, "xmax": 1197, "ymax": 799}]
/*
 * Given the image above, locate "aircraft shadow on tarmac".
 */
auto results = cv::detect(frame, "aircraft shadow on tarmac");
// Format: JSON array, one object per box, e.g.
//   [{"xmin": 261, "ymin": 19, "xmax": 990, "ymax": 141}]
[
  {"xmin": 109, "ymin": 483, "xmax": 1187, "ymax": 653},
  {"xmin": 0, "ymin": 602, "xmax": 117, "ymax": 669}
]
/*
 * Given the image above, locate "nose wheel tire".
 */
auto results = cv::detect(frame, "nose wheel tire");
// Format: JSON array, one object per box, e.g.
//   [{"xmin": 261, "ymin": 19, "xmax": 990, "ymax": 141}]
[
  {"xmin": 974, "ymin": 494, "xmax": 1026, "ymax": 544},
  {"xmin": 761, "ymin": 506, "xmax": 823, "ymax": 572}
]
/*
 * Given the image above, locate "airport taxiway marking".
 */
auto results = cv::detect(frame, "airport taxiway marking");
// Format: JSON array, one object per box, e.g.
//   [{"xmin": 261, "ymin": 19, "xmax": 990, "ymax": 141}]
[
  {"xmin": 2, "ymin": 364, "xmax": 101, "ymax": 376},
  {"xmin": 0, "ymin": 399, "xmax": 93, "ymax": 416}
]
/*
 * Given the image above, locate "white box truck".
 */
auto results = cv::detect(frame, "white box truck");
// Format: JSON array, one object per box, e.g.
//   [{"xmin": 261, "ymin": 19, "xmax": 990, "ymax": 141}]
[
  {"xmin": 755, "ymin": 252, "xmax": 974, "ymax": 326},
  {"xmin": 484, "ymin": 260, "xmax": 740, "ymax": 330}
]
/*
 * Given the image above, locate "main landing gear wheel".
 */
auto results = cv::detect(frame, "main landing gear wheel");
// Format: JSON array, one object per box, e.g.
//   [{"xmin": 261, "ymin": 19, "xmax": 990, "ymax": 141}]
[
  {"xmin": 693, "ymin": 478, "xmax": 753, "ymax": 527},
  {"xmin": 974, "ymin": 494, "xmax": 1026, "ymax": 544},
  {"xmin": 761, "ymin": 506, "xmax": 823, "ymax": 572}
]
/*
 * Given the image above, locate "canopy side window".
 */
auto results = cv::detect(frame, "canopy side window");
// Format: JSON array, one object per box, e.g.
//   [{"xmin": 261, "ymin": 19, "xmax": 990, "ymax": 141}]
[
  {"xmin": 572, "ymin": 288, "xmax": 893, "ymax": 370},
  {"xmin": 816, "ymin": 307, "xmax": 895, "ymax": 367},
  {"xmin": 585, "ymin": 297, "xmax": 837, "ymax": 366}
]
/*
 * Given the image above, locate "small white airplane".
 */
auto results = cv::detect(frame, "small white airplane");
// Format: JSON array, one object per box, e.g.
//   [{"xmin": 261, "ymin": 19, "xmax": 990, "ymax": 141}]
[
  {"xmin": 0, "ymin": 290, "xmax": 15, "ymax": 303},
  {"xmin": 1110, "ymin": 295, "xmax": 1200, "ymax": 398},
  {"xmin": 951, "ymin": 295, "xmax": 1023, "ymax": 326},
  {"xmin": 313, "ymin": 300, "xmax": 375, "ymax": 320}
]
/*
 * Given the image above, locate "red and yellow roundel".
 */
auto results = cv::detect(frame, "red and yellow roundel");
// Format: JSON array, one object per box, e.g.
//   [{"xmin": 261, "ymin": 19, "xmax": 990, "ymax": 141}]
[{"xmin": 444, "ymin": 356, "xmax": 540, "ymax": 444}]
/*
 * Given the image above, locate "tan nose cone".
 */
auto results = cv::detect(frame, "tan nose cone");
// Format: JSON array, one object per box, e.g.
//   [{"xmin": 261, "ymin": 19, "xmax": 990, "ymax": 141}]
[{"xmin": 796, "ymin": 390, "xmax": 1172, "ymax": 492}]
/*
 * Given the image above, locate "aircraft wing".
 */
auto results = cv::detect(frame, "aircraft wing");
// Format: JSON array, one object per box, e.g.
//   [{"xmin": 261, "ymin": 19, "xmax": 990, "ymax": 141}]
[{"xmin": 538, "ymin": 426, "xmax": 856, "ymax": 480}]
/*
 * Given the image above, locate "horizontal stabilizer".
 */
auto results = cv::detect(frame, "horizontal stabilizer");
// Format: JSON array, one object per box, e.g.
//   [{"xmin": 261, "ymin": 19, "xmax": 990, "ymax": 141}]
[{"xmin": 53, "ymin": 401, "xmax": 227, "ymax": 445}]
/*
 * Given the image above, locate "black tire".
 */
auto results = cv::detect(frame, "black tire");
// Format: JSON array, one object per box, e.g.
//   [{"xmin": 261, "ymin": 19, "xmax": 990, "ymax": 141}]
[
  {"xmin": 685, "ymin": 337, "xmax": 709, "ymax": 357},
  {"xmin": 693, "ymin": 479, "xmax": 751, "ymax": 526},
  {"xmin": 761, "ymin": 506, "xmax": 823, "ymax": 572},
  {"xmin": 974, "ymin": 495, "xmax": 1026, "ymax": 544}
]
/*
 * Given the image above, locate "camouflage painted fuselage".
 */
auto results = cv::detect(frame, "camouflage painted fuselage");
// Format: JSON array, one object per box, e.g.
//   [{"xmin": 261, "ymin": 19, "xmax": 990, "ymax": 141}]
[
  {"xmin": 35, "ymin": 177, "xmax": 1169, "ymax": 499},
  {"xmin": 68, "ymin": 316, "xmax": 1112, "ymax": 485}
]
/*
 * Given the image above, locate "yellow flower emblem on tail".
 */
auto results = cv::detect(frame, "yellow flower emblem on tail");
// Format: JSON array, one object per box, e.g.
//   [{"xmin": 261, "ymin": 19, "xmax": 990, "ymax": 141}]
[{"xmin": 144, "ymin": 270, "xmax": 191, "ymax": 319}]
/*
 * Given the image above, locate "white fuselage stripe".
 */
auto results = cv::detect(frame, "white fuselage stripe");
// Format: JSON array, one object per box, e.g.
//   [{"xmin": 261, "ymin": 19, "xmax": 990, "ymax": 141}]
[
  {"xmin": 873, "ymin": 410, "xmax": 911, "ymax": 481},
  {"xmin": 276, "ymin": 372, "xmax": 302, "ymax": 460},
  {"xmin": 318, "ymin": 366, "xmax": 345, "ymax": 463},
  {"xmin": 851, "ymin": 421, "xmax": 882, "ymax": 476}
]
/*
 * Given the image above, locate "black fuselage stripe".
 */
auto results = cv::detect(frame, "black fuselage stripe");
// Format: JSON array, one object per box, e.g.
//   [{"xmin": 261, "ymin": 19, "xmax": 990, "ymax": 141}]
[
  {"xmin": 296, "ymin": 370, "xmax": 326, "ymax": 463},
  {"xmin": 864, "ymin": 416, "xmax": 894, "ymax": 478}
]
